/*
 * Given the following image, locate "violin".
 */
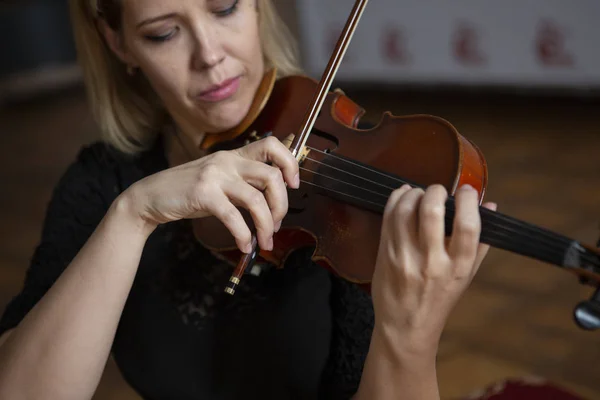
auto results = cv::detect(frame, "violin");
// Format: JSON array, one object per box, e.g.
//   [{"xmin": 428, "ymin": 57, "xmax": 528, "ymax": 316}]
[{"xmin": 192, "ymin": 0, "xmax": 600, "ymax": 330}]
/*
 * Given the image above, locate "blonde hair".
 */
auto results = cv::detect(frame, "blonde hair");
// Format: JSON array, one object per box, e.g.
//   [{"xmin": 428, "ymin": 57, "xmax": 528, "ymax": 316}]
[{"xmin": 69, "ymin": 0, "xmax": 304, "ymax": 154}]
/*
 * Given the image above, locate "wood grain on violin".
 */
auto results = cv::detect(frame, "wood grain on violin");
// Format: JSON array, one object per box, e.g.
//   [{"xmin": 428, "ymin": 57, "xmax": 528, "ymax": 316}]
[
  {"xmin": 190, "ymin": 0, "xmax": 600, "ymax": 299},
  {"xmin": 193, "ymin": 70, "xmax": 600, "ymax": 293}
]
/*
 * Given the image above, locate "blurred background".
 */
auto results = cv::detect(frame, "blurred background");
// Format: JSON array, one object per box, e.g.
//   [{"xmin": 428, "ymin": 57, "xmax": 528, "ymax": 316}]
[{"xmin": 1, "ymin": 0, "xmax": 599, "ymax": 399}]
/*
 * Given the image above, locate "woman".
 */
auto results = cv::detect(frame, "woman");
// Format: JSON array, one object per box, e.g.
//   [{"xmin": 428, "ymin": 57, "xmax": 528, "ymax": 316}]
[{"xmin": 0, "ymin": 0, "xmax": 496, "ymax": 399}]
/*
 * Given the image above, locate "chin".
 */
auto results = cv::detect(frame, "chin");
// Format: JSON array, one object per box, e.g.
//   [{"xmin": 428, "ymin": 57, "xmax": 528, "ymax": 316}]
[{"xmin": 204, "ymin": 100, "xmax": 252, "ymax": 132}]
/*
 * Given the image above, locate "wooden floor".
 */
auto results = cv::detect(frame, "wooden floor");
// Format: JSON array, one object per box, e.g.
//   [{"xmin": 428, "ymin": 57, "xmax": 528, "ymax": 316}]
[{"xmin": 1, "ymin": 83, "xmax": 599, "ymax": 399}]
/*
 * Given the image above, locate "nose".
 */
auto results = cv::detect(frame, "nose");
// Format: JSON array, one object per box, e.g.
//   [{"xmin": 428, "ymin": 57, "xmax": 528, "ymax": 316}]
[{"xmin": 190, "ymin": 23, "xmax": 225, "ymax": 70}]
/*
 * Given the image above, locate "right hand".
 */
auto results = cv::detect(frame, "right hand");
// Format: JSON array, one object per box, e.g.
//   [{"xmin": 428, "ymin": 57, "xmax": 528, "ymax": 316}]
[{"xmin": 123, "ymin": 136, "xmax": 300, "ymax": 253}]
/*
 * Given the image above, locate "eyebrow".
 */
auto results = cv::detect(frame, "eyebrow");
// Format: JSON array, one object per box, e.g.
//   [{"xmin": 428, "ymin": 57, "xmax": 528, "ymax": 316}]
[{"xmin": 136, "ymin": 13, "xmax": 177, "ymax": 28}]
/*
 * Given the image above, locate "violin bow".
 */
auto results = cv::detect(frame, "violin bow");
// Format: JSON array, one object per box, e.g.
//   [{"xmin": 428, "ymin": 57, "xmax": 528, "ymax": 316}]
[
  {"xmin": 220, "ymin": 2, "xmax": 600, "ymax": 334},
  {"xmin": 224, "ymin": 0, "xmax": 370, "ymax": 295}
]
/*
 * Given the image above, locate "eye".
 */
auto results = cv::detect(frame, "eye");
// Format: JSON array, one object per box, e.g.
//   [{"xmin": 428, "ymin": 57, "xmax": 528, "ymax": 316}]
[
  {"xmin": 144, "ymin": 28, "xmax": 178, "ymax": 43},
  {"xmin": 214, "ymin": 0, "xmax": 239, "ymax": 17}
]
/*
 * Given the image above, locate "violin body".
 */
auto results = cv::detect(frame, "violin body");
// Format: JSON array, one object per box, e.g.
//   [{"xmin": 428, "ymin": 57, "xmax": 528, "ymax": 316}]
[
  {"xmin": 193, "ymin": 0, "xmax": 600, "ymax": 327},
  {"xmin": 192, "ymin": 74, "xmax": 488, "ymax": 291}
]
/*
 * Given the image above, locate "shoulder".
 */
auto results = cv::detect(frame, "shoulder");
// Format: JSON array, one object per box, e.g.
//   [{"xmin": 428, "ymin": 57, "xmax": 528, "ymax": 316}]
[
  {"xmin": 69, "ymin": 137, "xmax": 166, "ymax": 178},
  {"xmin": 54, "ymin": 136, "xmax": 167, "ymax": 200},
  {"xmin": 38, "ymin": 137, "xmax": 167, "ymax": 238},
  {"xmin": 0, "ymin": 137, "xmax": 166, "ymax": 337},
  {"xmin": 57, "ymin": 141, "xmax": 120, "ymax": 190}
]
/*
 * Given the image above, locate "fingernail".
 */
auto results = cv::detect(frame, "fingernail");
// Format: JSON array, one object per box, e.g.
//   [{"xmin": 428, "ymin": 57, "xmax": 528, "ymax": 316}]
[
  {"xmin": 274, "ymin": 220, "xmax": 282, "ymax": 232},
  {"xmin": 293, "ymin": 173, "xmax": 300, "ymax": 188},
  {"xmin": 461, "ymin": 184, "xmax": 475, "ymax": 191},
  {"xmin": 244, "ymin": 243, "xmax": 253, "ymax": 254},
  {"xmin": 268, "ymin": 237, "xmax": 274, "ymax": 251}
]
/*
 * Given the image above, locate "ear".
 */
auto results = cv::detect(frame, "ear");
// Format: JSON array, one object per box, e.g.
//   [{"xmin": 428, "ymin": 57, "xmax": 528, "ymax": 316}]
[{"xmin": 97, "ymin": 18, "xmax": 138, "ymax": 67}]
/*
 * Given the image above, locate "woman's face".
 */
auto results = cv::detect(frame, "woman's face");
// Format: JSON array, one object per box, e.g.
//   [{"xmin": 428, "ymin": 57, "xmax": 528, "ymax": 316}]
[{"xmin": 104, "ymin": 0, "xmax": 264, "ymax": 138}]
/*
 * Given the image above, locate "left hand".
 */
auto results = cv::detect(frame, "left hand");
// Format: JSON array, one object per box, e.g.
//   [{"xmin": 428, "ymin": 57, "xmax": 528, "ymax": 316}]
[{"xmin": 370, "ymin": 183, "xmax": 497, "ymax": 355}]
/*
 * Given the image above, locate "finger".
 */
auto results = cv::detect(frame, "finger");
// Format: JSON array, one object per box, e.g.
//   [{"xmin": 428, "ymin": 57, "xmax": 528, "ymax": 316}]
[
  {"xmin": 418, "ymin": 184, "xmax": 448, "ymax": 254},
  {"xmin": 383, "ymin": 184, "xmax": 412, "ymax": 220},
  {"xmin": 235, "ymin": 136, "xmax": 300, "ymax": 189},
  {"xmin": 382, "ymin": 184, "xmax": 412, "ymax": 237},
  {"xmin": 447, "ymin": 184, "xmax": 482, "ymax": 264},
  {"xmin": 394, "ymin": 186, "xmax": 425, "ymax": 252},
  {"xmin": 471, "ymin": 201, "xmax": 497, "ymax": 276},
  {"xmin": 380, "ymin": 184, "xmax": 412, "ymax": 257},
  {"xmin": 207, "ymin": 191, "xmax": 253, "ymax": 254},
  {"xmin": 223, "ymin": 181, "xmax": 274, "ymax": 251},
  {"xmin": 389, "ymin": 187, "xmax": 425, "ymax": 278},
  {"xmin": 238, "ymin": 160, "xmax": 288, "ymax": 227}
]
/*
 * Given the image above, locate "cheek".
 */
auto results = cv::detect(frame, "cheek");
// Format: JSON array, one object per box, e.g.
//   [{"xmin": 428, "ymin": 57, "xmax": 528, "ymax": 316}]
[
  {"xmin": 239, "ymin": 38, "xmax": 264, "ymax": 82},
  {"xmin": 236, "ymin": 19, "xmax": 265, "ymax": 92},
  {"xmin": 226, "ymin": 7, "xmax": 264, "ymax": 70},
  {"xmin": 137, "ymin": 53, "xmax": 188, "ymax": 102}
]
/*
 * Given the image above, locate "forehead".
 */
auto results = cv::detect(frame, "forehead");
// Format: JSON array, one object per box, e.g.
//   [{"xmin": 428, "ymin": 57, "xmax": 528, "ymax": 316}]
[{"xmin": 122, "ymin": 0, "xmax": 225, "ymax": 14}]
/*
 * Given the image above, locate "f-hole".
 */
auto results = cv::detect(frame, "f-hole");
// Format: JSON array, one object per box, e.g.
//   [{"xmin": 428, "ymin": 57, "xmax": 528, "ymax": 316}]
[
  {"xmin": 288, "ymin": 189, "xmax": 308, "ymax": 214},
  {"xmin": 310, "ymin": 127, "xmax": 339, "ymax": 154}
]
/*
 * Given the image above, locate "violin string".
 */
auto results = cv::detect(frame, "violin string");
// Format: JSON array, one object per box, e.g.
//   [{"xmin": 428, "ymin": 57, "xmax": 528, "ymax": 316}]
[
  {"xmin": 168, "ymin": 130, "xmax": 597, "ymax": 272},
  {"xmin": 296, "ymin": 166, "xmax": 600, "ymax": 269},
  {"xmin": 302, "ymin": 147, "xmax": 588, "ymax": 250},
  {"xmin": 306, "ymin": 146, "xmax": 405, "ymax": 186},
  {"xmin": 299, "ymin": 179, "xmax": 391, "ymax": 209},
  {"xmin": 297, "ymin": 176, "xmax": 565, "ymax": 258},
  {"xmin": 299, "ymin": 177, "xmax": 599, "ymax": 269},
  {"xmin": 298, "ymin": 157, "xmax": 563, "ymax": 249},
  {"xmin": 304, "ymin": 155, "xmax": 398, "ymax": 191},
  {"xmin": 301, "ymin": 164, "xmax": 600, "ymax": 267},
  {"xmin": 299, "ymin": 166, "xmax": 389, "ymax": 199},
  {"xmin": 301, "ymin": 154, "xmax": 561, "ymax": 242}
]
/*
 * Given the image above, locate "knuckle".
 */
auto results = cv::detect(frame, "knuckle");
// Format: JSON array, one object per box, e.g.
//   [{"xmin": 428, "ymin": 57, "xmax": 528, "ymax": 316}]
[
  {"xmin": 422, "ymin": 202, "xmax": 445, "ymax": 220},
  {"xmin": 249, "ymin": 190, "xmax": 266, "ymax": 208},
  {"xmin": 263, "ymin": 135, "xmax": 281, "ymax": 149},
  {"xmin": 390, "ymin": 187, "xmax": 405, "ymax": 200},
  {"xmin": 422, "ymin": 265, "xmax": 445, "ymax": 281},
  {"xmin": 428, "ymin": 183, "xmax": 447, "ymax": 195},
  {"xmin": 274, "ymin": 203, "xmax": 288, "ymax": 220},
  {"xmin": 266, "ymin": 166, "xmax": 283, "ymax": 184},
  {"xmin": 220, "ymin": 206, "xmax": 240, "ymax": 225},
  {"xmin": 384, "ymin": 190, "xmax": 402, "ymax": 213},
  {"xmin": 456, "ymin": 217, "xmax": 480, "ymax": 236},
  {"xmin": 453, "ymin": 255, "xmax": 478, "ymax": 277},
  {"xmin": 198, "ymin": 162, "xmax": 221, "ymax": 181},
  {"xmin": 234, "ymin": 228, "xmax": 251, "ymax": 244},
  {"xmin": 395, "ymin": 199, "xmax": 416, "ymax": 218},
  {"xmin": 210, "ymin": 150, "xmax": 230, "ymax": 163},
  {"xmin": 424, "ymin": 252, "xmax": 447, "ymax": 274},
  {"xmin": 193, "ymin": 178, "xmax": 215, "ymax": 200}
]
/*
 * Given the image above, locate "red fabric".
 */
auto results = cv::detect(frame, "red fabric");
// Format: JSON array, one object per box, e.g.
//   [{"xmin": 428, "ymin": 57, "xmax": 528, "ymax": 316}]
[{"xmin": 460, "ymin": 377, "xmax": 587, "ymax": 400}]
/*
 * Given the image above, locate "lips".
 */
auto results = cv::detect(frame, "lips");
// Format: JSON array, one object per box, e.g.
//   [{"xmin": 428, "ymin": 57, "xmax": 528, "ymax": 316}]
[{"xmin": 196, "ymin": 76, "xmax": 241, "ymax": 103}]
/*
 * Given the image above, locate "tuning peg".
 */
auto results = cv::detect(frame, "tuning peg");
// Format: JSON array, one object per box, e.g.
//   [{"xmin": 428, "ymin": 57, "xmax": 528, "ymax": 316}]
[
  {"xmin": 574, "ymin": 232, "xmax": 600, "ymax": 330},
  {"xmin": 574, "ymin": 287, "xmax": 600, "ymax": 331}
]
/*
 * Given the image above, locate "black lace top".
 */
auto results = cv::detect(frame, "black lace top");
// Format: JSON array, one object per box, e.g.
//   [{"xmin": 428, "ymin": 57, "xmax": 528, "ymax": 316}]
[{"xmin": 0, "ymin": 136, "xmax": 374, "ymax": 400}]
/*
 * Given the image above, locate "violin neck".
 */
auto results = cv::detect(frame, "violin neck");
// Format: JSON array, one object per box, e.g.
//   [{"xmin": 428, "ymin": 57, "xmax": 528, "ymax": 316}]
[
  {"xmin": 445, "ymin": 198, "xmax": 600, "ymax": 283},
  {"xmin": 306, "ymin": 150, "xmax": 600, "ymax": 283}
]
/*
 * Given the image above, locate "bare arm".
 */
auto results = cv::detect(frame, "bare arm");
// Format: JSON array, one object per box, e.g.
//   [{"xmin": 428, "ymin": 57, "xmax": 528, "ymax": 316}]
[
  {"xmin": 0, "ymin": 137, "xmax": 300, "ymax": 400},
  {"xmin": 0, "ymin": 197, "xmax": 153, "ymax": 400},
  {"xmin": 351, "ymin": 184, "xmax": 496, "ymax": 400},
  {"xmin": 353, "ymin": 326, "xmax": 439, "ymax": 400}
]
